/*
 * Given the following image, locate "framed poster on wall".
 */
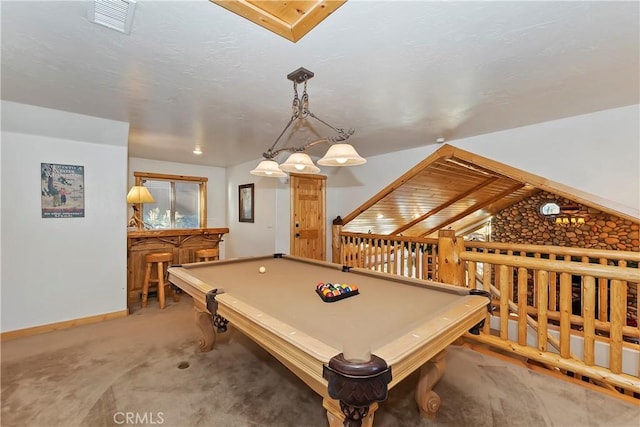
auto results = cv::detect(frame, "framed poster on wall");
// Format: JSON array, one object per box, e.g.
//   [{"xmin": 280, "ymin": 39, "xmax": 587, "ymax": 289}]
[
  {"xmin": 41, "ymin": 163, "xmax": 85, "ymax": 218},
  {"xmin": 239, "ymin": 183, "xmax": 254, "ymax": 223}
]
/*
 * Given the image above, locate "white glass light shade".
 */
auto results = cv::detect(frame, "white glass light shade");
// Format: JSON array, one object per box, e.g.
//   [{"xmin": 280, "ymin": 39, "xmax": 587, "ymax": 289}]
[
  {"xmin": 317, "ymin": 143, "xmax": 367, "ymax": 166},
  {"xmin": 279, "ymin": 153, "xmax": 321, "ymax": 174},
  {"xmin": 126, "ymin": 186, "xmax": 155, "ymax": 204},
  {"xmin": 250, "ymin": 160, "xmax": 287, "ymax": 178}
]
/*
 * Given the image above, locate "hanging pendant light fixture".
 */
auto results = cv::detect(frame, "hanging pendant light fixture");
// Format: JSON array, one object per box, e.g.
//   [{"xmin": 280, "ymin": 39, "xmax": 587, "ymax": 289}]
[
  {"xmin": 279, "ymin": 153, "xmax": 321, "ymax": 173},
  {"xmin": 250, "ymin": 67, "xmax": 366, "ymax": 177},
  {"xmin": 250, "ymin": 160, "xmax": 288, "ymax": 177},
  {"xmin": 317, "ymin": 143, "xmax": 367, "ymax": 166}
]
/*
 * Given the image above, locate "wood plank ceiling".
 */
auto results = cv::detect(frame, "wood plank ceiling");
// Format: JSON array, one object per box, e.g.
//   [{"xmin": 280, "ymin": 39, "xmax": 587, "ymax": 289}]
[
  {"xmin": 210, "ymin": 0, "xmax": 348, "ymax": 42},
  {"xmin": 340, "ymin": 145, "xmax": 538, "ymax": 238},
  {"xmin": 339, "ymin": 144, "xmax": 639, "ymax": 239}
]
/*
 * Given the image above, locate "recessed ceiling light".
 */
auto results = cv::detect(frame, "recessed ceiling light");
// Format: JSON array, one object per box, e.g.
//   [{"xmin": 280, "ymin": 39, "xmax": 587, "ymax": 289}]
[
  {"xmin": 436, "ymin": 137, "xmax": 446, "ymax": 143},
  {"xmin": 193, "ymin": 145, "xmax": 203, "ymax": 155}
]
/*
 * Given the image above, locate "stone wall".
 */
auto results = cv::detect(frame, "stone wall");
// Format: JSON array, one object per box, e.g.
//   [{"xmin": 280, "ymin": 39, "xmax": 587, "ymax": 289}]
[
  {"xmin": 491, "ymin": 191, "xmax": 639, "ymax": 252},
  {"xmin": 491, "ymin": 190, "xmax": 638, "ymax": 328}
]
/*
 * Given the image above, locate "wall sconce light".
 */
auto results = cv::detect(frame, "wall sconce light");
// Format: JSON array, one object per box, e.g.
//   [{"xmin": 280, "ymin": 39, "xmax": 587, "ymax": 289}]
[
  {"xmin": 554, "ymin": 215, "xmax": 586, "ymax": 226},
  {"xmin": 551, "ymin": 204, "xmax": 587, "ymax": 227},
  {"xmin": 126, "ymin": 185, "xmax": 155, "ymax": 229},
  {"xmin": 250, "ymin": 67, "xmax": 366, "ymax": 178}
]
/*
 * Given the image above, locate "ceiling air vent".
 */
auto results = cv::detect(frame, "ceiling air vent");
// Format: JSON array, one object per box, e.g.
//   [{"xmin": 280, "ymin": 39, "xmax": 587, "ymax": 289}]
[{"xmin": 89, "ymin": 0, "xmax": 136, "ymax": 34}]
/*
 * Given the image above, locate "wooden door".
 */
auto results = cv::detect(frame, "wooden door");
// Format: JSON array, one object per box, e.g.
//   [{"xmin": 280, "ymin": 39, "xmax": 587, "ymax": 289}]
[{"xmin": 290, "ymin": 174, "xmax": 326, "ymax": 260}]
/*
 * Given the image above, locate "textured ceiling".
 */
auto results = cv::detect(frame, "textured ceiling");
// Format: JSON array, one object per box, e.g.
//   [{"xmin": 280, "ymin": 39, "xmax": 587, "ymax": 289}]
[{"xmin": 2, "ymin": 1, "xmax": 639, "ymax": 168}]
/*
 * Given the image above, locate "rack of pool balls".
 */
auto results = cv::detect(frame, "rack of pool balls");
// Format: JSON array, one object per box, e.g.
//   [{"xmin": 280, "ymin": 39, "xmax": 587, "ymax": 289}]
[{"xmin": 315, "ymin": 282, "xmax": 359, "ymax": 303}]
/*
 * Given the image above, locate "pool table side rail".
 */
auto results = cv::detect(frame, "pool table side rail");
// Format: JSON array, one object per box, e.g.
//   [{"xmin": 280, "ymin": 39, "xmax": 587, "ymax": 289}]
[
  {"xmin": 179, "ymin": 253, "xmax": 345, "ymax": 272},
  {"xmin": 376, "ymin": 295, "xmax": 488, "ymax": 388},
  {"xmin": 345, "ymin": 263, "xmax": 474, "ymax": 296},
  {"xmin": 168, "ymin": 266, "xmax": 215, "ymax": 306},
  {"xmin": 213, "ymin": 293, "xmax": 339, "ymax": 398},
  {"xmin": 275, "ymin": 254, "xmax": 475, "ymax": 297}
]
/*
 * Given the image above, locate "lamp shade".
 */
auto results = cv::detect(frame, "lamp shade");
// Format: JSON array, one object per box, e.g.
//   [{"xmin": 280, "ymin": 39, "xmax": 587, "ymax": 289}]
[
  {"xmin": 317, "ymin": 143, "xmax": 367, "ymax": 166},
  {"xmin": 126, "ymin": 186, "xmax": 155, "ymax": 204},
  {"xmin": 279, "ymin": 153, "xmax": 321, "ymax": 174},
  {"xmin": 250, "ymin": 160, "xmax": 287, "ymax": 177}
]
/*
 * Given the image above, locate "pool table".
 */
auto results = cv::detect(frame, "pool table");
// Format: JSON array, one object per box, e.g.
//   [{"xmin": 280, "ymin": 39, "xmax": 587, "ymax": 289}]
[{"xmin": 168, "ymin": 254, "xmax": 490, "ymax": 427}]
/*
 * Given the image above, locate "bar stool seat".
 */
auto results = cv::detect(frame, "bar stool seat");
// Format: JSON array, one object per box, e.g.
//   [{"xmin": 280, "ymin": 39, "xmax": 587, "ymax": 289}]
[
  {"xmin": 195, "ymin": 248, "xmax": 219, "ymax": 262},
  {"xmin": 141, "ymin": 252, "xmax": 179, "ymax": 309}
]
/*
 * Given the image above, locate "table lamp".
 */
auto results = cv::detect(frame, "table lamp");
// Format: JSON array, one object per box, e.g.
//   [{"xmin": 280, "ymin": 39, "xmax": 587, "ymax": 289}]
[{"xmin": 126, "ymin": 185, "xmax": 155, "ymax": 229}]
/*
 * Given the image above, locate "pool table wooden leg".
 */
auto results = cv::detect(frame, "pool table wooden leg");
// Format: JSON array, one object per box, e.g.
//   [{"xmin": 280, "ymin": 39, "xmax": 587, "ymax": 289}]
[
  {"xmin": 323, "ymin": 398, "xmax": 376, "ymax": 427},
  {"xmin": 193, "ymin": 306, "xmax": 216, "ymax": 352},
  {"xmin": 415, "ymin": 350, "xmax": 447, "ymax": 419}
]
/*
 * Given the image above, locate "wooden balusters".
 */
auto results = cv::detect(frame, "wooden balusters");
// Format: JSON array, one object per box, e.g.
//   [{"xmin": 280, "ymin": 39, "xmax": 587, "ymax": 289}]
[
  {"xmin": 536, "ymin": 270, "xmax": 549, "ymax": 352},
  {"xmin": 561, "ymin": 272, "xmax": 575, "ymax": 359},
  {"xmin": 583, "ymin": 275, "xmax": 596, "ymax": 366},
  {"xmin": 517, "ymin": 267, "xmax": 528, "ymax": 346},
  {"xmin": 610, "ymin": 279, "xmax": 627, "ymax": 374},
  {"xmin": 498, "ymin": 265, "xmax": 509, "ymax": 340}
]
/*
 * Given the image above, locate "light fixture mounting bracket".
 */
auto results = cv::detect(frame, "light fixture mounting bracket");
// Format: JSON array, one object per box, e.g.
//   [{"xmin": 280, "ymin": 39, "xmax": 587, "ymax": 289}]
[{"xmin": 287, "ymin": 67, "xmax": 314, "ymax": 83}]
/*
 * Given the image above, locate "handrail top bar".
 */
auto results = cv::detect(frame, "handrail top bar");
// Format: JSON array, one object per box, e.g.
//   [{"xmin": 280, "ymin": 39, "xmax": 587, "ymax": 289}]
[
  {"xmin": 339, "ymin": 231, "xmax": 639, "ymax": 262},
  {"xmin": 461, "ymin": 251, "xmax": 639, "ymax": 282},
  {"xmin": 340, "ymin": 232, "xmax": 438, "ymax": 245},
  {"xmin": 465, "ymin": 240, "xmax": 640, "ymax": 261}
]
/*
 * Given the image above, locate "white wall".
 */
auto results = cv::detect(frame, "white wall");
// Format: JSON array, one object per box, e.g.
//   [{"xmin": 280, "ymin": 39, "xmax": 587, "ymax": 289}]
[
  {"xmin": 1, "ymin": 102, "xmax": 129, "ymax": 332},
  {"xmin": 226, "ymin": 104, "xmax": 640, "ymax": 261},
  {"xmin": 225, "ymin": 161, "xmax": 289, "ymax": 258},
  {"xmin": 127, "ymin": 157, "xmax": 228, "ymax": 256},
  {"xmin": 453, "ymin": 104, "xmax": 639, "ymax": 217}
]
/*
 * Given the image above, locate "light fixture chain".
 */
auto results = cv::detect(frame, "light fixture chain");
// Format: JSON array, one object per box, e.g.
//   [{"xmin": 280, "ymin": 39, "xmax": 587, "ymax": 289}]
[
  {"xmin": 300, "ymin": 79, "xmax": 309, "ymax": 118},
  {"xmin": 292, "ymin": 81, "xmax": 301, "ymax": 119}
]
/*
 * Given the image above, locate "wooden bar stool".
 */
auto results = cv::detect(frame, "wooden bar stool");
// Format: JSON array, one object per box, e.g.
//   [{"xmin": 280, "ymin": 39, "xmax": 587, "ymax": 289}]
[
  {"xmin": 195, "ymin": 248, "xmax": 219, "ymax": 262},
  {"xmin": 141, "ymin": 252, "xmax": 179, "ymax": 309}
]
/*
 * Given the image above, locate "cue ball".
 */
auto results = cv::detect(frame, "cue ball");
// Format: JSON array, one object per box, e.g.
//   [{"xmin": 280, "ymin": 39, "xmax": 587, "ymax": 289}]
[{"xmin": 259, "ymin": 266, "xmax": 266, "ymax": 274}]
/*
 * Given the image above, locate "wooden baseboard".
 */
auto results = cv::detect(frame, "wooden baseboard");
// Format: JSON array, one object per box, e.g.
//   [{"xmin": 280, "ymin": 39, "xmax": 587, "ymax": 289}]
[{"xmin": 0, "ymin": 310, "xmax": 128, "ymax": 341}]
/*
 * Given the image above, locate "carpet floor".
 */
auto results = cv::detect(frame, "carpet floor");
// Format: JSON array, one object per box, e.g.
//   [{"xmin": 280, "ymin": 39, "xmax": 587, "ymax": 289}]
[{"xmin": 1, "ymin": 297, "xmax": 638, "ymax": 427}]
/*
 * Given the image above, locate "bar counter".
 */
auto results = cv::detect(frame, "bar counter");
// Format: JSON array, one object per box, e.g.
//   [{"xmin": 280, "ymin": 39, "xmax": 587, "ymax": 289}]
[{"xmin": 127, "ymin": 228, "xmax": 229, "ymax": 309}]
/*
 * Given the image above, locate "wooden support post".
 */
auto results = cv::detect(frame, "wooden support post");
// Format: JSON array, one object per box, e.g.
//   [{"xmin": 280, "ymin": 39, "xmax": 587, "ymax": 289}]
[
  {"xmin": 499, "ymin": 265, "xmax": 509, "ymax": 340},
  {"xmin": 517, "ymin": 267, "xmax": 528, "ymax": 346},
  {"xmin": 609, "ymin": 279, "xmax": 626, "ymax": 374},
  {"xmin": 583, "ymin": 276, "xmax": 596, "ymax": 366},
  {"xmin": 437, "ymin": 229, "xmax": 465, "ymax": 286},
  {"xmin": 559, "ymin": 272, "xmax": 572, "ymax": 359},
  {"xmin": 331, "ymin": 216, "xmax": 343, "ymax": 264},
  {"xmin": 536, "ymin": 270, "xmax": 549, "ymax": 352}
]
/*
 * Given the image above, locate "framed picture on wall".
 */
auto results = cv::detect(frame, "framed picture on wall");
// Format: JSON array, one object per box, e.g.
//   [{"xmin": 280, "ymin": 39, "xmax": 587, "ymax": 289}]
[
  {"xmin": 239, "ymin": 183, "xmax": 254, "ymax": 223},
  {"xmin": 41, "ymin": 163, "xmax": 85, "ymax": 218}
]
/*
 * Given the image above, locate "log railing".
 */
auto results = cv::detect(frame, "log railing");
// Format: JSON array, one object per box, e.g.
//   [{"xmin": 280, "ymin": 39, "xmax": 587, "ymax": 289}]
[
  {"xmin": 337, "ymin": 232, "xmax": 439, "ymax": 280},
  {"xmin": 333, "ymin": 227, "xmax": 640, "ymax": 398}
]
